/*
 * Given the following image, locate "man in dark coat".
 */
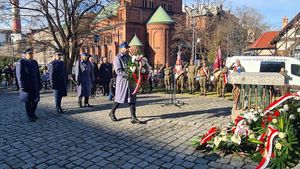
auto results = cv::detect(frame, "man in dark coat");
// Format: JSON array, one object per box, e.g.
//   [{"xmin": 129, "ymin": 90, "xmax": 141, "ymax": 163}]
[
  {"xmin": 99, "ymin": 57, "xmax": 113, "ymax": 96},
  {"xmin": 75, "ymin": 52, "xmax": 94, "ymax": 107},
  {"xmin": 16, "ymin": 48, "xmax": 41, "ymax": 122},
  {"xmin": 89, "ymin": 56, "xmax": 99, "ymax": 97},
  {"xmin": 48, "ymin": 50, "xmax": 68, "ymax": 113},
  {"xmin": 109, "ymin": 42, "xmax": 145, "ymax": 124}
]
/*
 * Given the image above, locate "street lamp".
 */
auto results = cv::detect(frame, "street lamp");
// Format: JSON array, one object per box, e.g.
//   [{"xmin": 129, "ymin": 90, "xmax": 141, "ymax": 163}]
[
  {"xmin": 196, "ymin": 38, "xmax": 200, "ymax": 65},
  {"xmin": 184, "ymin": 5, "xmax": 198, "ymax": 62},
  {"xmin": 9, "ymin": 34, "xmax": 15, "ymax": 64}
]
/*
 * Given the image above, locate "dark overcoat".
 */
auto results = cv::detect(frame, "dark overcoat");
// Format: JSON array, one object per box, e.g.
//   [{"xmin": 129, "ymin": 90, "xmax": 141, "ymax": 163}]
[
  {"xmin": 48, "ymin": 59, "xmax": 68, "ymax": 97},
  {"xmin": 75, "ymin": 60, "xmax": 94, "ymax": 97},
  {"xmin": 113, "ymin": 53, "xmax": 136, "ymax": 104},
  {"xmin": 99, "ymin": 63, "xmax": 113, "ymax": 83},
  {"xmin": 16, "ymin": 58, "xmax": 41, "ymax": 103}
]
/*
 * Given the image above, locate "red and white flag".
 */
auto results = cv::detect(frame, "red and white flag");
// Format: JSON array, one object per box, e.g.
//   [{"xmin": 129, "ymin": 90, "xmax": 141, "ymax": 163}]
[{"xmin": 213, "ymin": 46, "xmax": 222, "ymax": 71}]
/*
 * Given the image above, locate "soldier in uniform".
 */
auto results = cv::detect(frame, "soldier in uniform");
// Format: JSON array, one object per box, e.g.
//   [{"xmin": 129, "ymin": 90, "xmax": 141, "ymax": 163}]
[
  {"xmin": 109, "ymin": 42, "xmax": 145, "ymax": 124},
  {"xmin": 48, "ymin": 50, "xmax": 68, "ymax": 113},
  {"xmin": 16, "ymin": 48, "xmax": 41, "ymax": 122},
  {"xmin": 198, "ymin": 60, "xmax": 209, "ymax": 96},
  {"xmin": 174, "ymin": 60, "xmax": 184, "ymax": 93},
  {"xmin": 164, "ymin": 65, "xmax": 172, "ymax": 93},
  {"xmin": 75, "ymin": 52, "xmax": 94, "ymax": 107},
  {"xmin": 217, "ymin": 59, "xmax": 228, "ymax": 97},
  {"xmin": 187, "ymin": 60, "xmax": 197, "ymax": 94}
]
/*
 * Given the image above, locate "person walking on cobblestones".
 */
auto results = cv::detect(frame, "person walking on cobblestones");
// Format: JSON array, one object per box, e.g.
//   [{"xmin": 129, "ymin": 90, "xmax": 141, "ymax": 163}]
[
  {"xmin": 75, "ymin": 52, "xmax": 94, "ymax": 108},
  {"xmin": 48, "ymin": 50, "xmax": 68, "ymax": 113},
  {"xmin": 109, "ymin": 42, "xmax": 145, "ymax": 124},
  {"xmin": 16, "ymin": 48, "xmax": 41, "ymax": 122}
]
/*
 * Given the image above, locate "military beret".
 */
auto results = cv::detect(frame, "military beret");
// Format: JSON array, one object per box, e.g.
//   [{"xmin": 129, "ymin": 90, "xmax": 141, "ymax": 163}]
[
  {"xmin": 119, "ymin": 42, "xmax": 130, "ymax": 49},
  {"xmin": 23, "ymin": 48, "xmax": 33, "ymax": 54}
]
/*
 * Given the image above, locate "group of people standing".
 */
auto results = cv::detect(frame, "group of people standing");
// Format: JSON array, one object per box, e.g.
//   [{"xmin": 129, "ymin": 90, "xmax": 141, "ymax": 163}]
[
  {"xmin": 16, "ymin": 41, "xmax": 145, "ymax": 124},
  {"xmin": 163, "ymin": 58, "xmax": 231, "ymax": 97}
]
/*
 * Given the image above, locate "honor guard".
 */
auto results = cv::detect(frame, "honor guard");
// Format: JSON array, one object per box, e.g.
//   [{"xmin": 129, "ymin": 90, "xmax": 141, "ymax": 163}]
[
  {"xmin": 198, "ymin": 60, "xmax": 209, "ymax": 96},
  {"xmin": 164, "ymin": 65, "xmax": 172, "ymax": 93},
  {"xmin": 16, "ymin": 48, "xmax": 41, "ymax": 122},
  {"xmin": 48, "ymin": 50, "xmax": 68, "ymax": 113},
  {"xmin": 187, "ymin": 60, "xmax": 197, "ymax": 94},
  {"xmin": 216, "ymin": 60, "xmax": 228, "ymax": 97}
]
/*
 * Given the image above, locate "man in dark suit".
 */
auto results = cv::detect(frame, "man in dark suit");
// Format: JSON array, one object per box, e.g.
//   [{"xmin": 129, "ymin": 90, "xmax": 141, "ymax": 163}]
[
  {"xmin": 99, "ymin": 57, "xmax": 113, "ymax": 96},
  {"xmin": 89, "ymin": 56, "xmax": 99, "ymax": 97},
  {"xmin": 48, "ymin": 50, "xmax": 68, "ymax": 113},
  {"xmin": 16, "ymin": 48, "xmax": 41, "ymax": 122}
]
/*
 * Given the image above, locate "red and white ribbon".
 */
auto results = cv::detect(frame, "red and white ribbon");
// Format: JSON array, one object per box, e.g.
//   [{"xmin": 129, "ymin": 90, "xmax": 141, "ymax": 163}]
[
  {"xmin": 200, "ymin": 127, "xmax": 217, "ymax": 145},
  {"xmin": 132, "ymin": 63, "xmax": 143, "ymax": 95},
  {"xmin": 264, "ymin": 92, "xmax": 300, "ymax": 115},
  {"xmin": 256, "ymin": 125, "xmax": 279, "ymax": 169}
]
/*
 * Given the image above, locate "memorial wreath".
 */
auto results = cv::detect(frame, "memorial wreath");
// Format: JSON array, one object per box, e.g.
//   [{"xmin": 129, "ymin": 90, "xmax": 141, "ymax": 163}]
[{"xmin": 192, "ymin": 92, "xmax": 300, "ymax": 169}]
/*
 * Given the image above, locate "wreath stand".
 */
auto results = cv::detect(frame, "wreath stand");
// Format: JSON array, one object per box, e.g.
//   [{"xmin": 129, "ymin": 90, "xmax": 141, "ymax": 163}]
[{"xmin": 162, "ymin": 73, "xmax": 185, "ymax": 108}]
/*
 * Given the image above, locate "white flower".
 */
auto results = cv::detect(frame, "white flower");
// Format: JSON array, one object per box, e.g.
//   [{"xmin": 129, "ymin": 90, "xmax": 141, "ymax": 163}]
[
  {"xmin": 253, "ymin": 111, "xmax": 258, "ymax": 115},
  {"xmin": 140, "ymin": 68, "xmax": 146, "ymax": 73},
  {"xmin": 231, "ymin": 135, "xmax": 241, "ymax": 145},
  {"xmin": 297, "ymin": 108, "xmax": 300, "ymax": 113},
  {"xmin": 258, "ymin": 109, "xmax": 262, "ymax": 113},
  {"xmin": 294, "ymin": 96, "xmax": 300, "ymax": 100},
  {"xmin": 289, "ymin": 114, "xmax": 296, "ymax": 120},
  {"xmin": 260, "ymin": 113, "xmax": 264, "ymax": 117},
  {"xmin": 253, "ymin": 117, "xmax": 258, "ymax": 122},
  {"xmin": 131, "ymin": 56, "xmax": 137, "ymax": 63},
  {"xmin": 272, "ymin": 119, "xmax": 278, "ymax": 124},
  {"xmin": 275, "ymin": 143, "xmax": 282, "ymax": 150},
  {"xmin": 250, "ymin": 108, "xmax": 254, "ymax": 112},
  {"xmin": 130, "ymin": 66, "xmax": 136, "ymax": 72},
  {"xmin": 283, "ymin": 104, "xmax": 289, "ymax": 111},
  {"xmin": 214, "ymin": 136, "xmax": 222, "ymax": 147},
  {"xmin": 221, "ymin": 136, "xmax": 227, "ymax": 142},
  {"xmin": 136, "ymin": 55, "xmax": 143, "ymax": 61},
  {"xmin": 249, "ymin": 134, "xmax": 255, "ymax": 139},
  {"xmin": 220, "ymin": 131, "xmax": 226, "ymax": 136},
  {"xmin": 279, "ymin": 108, "xmax": 285, "ymax": 113},
  {"xmin": 278, "ymin": 132, "xmax": 286, "ymax": 139}
]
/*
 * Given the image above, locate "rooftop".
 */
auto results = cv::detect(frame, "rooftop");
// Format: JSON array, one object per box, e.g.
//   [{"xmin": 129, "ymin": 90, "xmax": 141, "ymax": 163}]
[{"xmin": 248, "ymin": 31, "xmax": 279, "ymax": 49}]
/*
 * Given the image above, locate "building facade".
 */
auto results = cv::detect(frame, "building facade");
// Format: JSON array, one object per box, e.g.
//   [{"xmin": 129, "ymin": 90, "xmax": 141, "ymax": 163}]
[{"xmin": 81, "ymin": 0, "xmax": 183, "ymax": 68}]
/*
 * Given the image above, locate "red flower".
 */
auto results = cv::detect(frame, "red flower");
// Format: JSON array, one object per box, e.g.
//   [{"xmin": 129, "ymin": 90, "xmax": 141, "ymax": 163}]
[
  {"xmin": 273, "ymin": 110, "xmax": 280, "ymax": 117},
  {"xmin": 267, "ymin": 115, "xmax": 273, "ymax": 122},
  {"xmin": 234, "ymin": 116, "xmax": 244, "ymax": 125},
  {"xmin": 262, "ymin": 121, "xmax": 266, "ymax": 128},
  {"xmin": 271, "ymin": 152, "xmax": 276, "ymax": 158}
]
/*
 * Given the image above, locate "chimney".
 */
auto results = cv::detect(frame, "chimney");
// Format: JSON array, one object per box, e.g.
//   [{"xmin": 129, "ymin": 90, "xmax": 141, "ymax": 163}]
[
  {"xmin": 12, "ymin": 0, "xmax": 21, "ymax": 34},
  {"xmin": 282, "ymin": 16, "xmax": 288, "ymax": 29}
]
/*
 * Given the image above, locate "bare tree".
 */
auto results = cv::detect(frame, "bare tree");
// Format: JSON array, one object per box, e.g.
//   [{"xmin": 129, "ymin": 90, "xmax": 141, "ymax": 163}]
[{"xmin": 6, "ymin": 0, "xmax": 114, "ymax": 72}]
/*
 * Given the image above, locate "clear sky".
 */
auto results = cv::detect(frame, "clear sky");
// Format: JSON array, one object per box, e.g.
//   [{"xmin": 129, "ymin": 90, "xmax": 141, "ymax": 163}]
[{"xmin": 185, "ymin": 0, "xmax": 300, "ymax": 30}]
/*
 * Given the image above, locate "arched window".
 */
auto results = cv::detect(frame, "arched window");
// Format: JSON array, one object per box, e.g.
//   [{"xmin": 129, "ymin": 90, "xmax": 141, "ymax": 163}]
[{"xmin": 150, "ymin": 0, "xmax": 154, "ymax": 8}]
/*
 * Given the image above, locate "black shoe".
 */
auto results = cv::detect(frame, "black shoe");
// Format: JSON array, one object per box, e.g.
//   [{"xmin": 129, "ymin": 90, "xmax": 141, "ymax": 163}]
[
  {"xmin": 57, "ymin": 107, "xmax": 63, "ymax": 114},
  {"xmin": 189, "ymin": 91, "xmax": 192, "ymax": 94},
  {"xmin": 78, "ymin": 102, "xmax": 83, "ymax": 108},
  {"xmin": 131, "ymin": 119, "xmax": 146, "ymax": 124},
  {"xmin": 109, "ymin": 113, "xmax": 118, "ymax": 121},
  {"xmin": 218, "ymin": 95, "xmax": 222, "ymax": 97},
  {"xmin": 85, "ymin": 104, "xmax": 92, "ymax": 107},
  {"xmin": 28, "ymin": 117, "xmax": 37, "ymax": 122}
]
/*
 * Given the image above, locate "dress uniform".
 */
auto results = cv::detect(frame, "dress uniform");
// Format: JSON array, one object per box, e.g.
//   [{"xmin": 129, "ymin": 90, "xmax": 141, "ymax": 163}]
[
  {"xmin": 16, "ymin": 48, "xmax": 41, "ymax": 122},
  {"xmin": 187, "ymin": 60, "xmax": 197, "ymax": 94},
  {"xmin": 48, "ymin": 50, "xmax": 67, "ymax": 113},
  {"xmin": 198, "ymin": 61, "xmax": 209, "ymax": 96},
  {"xmin": 75, "ymin": 52, "xmax": 94, "ymax": 107},
  {"xmin": 174, "ymin": 60, "xmax": 184, "ymax": 93},
  {"xmin": 164, "ymin": 66, "xmax": 172, "ymax": 92},
  {"xmin": 109, "ymin": 42, "xmax": 145, "ymax": 124},
  {"xmin": 217, "ymin": 60, "xmax": 228, "ymax": 97}
]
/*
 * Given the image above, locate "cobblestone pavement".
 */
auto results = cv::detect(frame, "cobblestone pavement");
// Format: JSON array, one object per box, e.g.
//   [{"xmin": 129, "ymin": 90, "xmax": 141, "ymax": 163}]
[{"xmin": 0, "ymin": 89, "xmax": 268, "ymax": 169}]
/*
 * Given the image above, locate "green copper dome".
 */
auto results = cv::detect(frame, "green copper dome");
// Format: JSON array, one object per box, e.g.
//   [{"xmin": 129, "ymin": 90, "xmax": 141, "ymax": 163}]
[
  {"xmin": 147, "ymin": 6, "xmax": 174, "ymax": 25},
  {"xmin": 129, "ymin": 34, "xmax": 143, "ymax": 46}
]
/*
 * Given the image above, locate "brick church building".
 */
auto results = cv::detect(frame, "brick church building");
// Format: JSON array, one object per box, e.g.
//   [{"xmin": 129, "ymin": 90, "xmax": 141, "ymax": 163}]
[{"xmin": 80, "ymin": 0, "xmax": 183, "ymax": 68}]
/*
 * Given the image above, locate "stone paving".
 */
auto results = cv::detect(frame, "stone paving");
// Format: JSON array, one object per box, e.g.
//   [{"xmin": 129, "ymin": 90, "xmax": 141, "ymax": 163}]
[{"xmin": 0, "ymin": 89, "xmax": 270, "ymax": 169}]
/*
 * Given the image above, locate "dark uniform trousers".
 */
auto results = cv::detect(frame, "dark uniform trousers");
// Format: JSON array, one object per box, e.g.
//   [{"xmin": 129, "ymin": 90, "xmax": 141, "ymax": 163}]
[{"xmin": 25, "ymin": 101, "xmax": 38, "ymax": 118}]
